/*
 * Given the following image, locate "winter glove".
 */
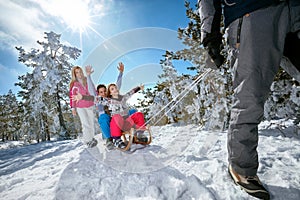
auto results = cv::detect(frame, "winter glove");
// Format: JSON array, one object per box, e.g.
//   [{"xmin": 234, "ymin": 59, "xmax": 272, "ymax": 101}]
[
  {"xmin": 283, "ymin": 31, "xmax": 300, "ymax": 72},
  {"xmin": 202, "ymin": 33, "xmax": 225, "ymax": 68},
  {"xmin": 206, "ymin": 41, "xmax": 224, "ymax": 68}
]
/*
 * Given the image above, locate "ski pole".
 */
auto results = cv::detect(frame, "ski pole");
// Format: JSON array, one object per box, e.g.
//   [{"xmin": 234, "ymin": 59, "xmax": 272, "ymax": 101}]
[{"xmin": 146, "ymin": 68, "xmax": 213, "ymax": 126}]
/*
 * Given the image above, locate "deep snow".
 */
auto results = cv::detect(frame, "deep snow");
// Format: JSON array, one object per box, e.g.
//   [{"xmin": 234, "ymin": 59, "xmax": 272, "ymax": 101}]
[{"xmin": 0, "ymin": 119, "xmax": 299, "ymax": 200}]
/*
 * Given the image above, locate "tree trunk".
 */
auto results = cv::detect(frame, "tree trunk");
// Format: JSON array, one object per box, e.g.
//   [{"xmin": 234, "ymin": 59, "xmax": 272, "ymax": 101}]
[
  {"xmin": 56, "ymin": 89, "xmax": 69, "ymax": 138},
  {"xmin": 43, "ymin": 113, "xmax": 50, "ymax": 141},
  {"xmin": 40, "ymin": 116, "xmax": 46, "ymax": 142}
]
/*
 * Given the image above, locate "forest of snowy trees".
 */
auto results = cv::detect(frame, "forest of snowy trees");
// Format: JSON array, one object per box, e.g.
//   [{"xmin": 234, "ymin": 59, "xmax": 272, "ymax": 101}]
[
  {"xmin": 136, "ymin": 2, "xmax": 299, "ymax": 129},
  {"xmin": 0, "ymin": 32, "xmax": 82, "ymax": 142},
  {"xmin": 1, "ymin": 2, "xmax": 299, "ymax": 143}
]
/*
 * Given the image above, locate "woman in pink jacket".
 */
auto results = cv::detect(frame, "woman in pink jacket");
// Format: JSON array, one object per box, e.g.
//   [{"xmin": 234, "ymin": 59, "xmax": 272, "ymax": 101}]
[{"xmin": 70, "ymin": 66, "xmax": 97, "ymax": 148}]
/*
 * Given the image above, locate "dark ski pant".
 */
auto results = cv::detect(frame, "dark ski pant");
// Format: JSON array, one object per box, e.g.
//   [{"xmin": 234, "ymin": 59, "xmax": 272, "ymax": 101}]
[{"xmin": 227, "ymin": 1, "xmax": 300, "ymax": 176}]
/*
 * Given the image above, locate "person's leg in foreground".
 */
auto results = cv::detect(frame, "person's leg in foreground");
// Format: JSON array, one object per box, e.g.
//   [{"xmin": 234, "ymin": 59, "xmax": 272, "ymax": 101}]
[{"xmin": 227, "ymin": 2, "xmax": 299, "ymax": 199}]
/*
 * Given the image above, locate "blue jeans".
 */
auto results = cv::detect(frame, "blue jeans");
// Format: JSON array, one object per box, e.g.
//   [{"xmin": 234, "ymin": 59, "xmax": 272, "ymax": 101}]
[
  {"xmin": 98, "ymin": 113, "xmax": 111, "ymax": 139},
  {"xmin": 98, "ymin": 109, "xmax": 137, "ymax": 139}
]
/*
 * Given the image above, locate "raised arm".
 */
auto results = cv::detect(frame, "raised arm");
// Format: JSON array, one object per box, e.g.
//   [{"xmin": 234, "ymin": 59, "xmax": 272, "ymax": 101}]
[
  {"xmin": 116, "ymin": 62, "xmax": 124, "ymax": 89},
  {"xmin": 85, "ymin": 65, "xmax": 97, "ymax": 96},
  {"xmin": 122, "ymin": 84, "xmax": 144, "ymax": 102}
]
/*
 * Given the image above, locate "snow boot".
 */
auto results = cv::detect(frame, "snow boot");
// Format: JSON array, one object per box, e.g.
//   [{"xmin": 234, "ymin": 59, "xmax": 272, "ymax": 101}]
[
  {"xmin": 86, "ymin": 138, "xmax": 98, "ymax": 148},
  {"xmin": 135, "ymin": 131, "xmax": 148, "ymax": 143},
  {"xmin": 228, "ymin": 165, "xmax": 270, "ymax": 200},
  {"xmin": 105, "ymin": 138, "xmax": 114, "ymax": 150},
  {"xmin": 113, "ymin": 138, "xmax": 126, "ymax": 149}
]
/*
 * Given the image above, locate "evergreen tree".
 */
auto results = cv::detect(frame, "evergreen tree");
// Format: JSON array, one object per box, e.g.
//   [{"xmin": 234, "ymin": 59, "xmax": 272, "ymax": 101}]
[
  {"xmin": 137, "ymin": 1, "xmax": 232, "ymax": 129},
  {"xmin": 0, "ymin": 94, "xmax": 7, "ymax": 141},
  {"xmin": 176, "ymin": 1, "xmax": 299, "ymax": 128},
  {"xmin": 15, "ymin": 31, "xmax": 80, "ymax": 141},
  {"xmin": 264, "ymin": 69, "xmax": 300, "ymax": 123},
  {"xmin": 135, "ymin": 87, "xmax": 155, "ymax": 123},
  {"xmin": 148, "ymin": 58, "xmax": 180, "ymax": 125},
  {"xmin": 15, "ymin": 73, "xmax": 39, "ymax": 142},
  {"xmin": 141, "ymin": 58, "xmax": 199, "ymax": 125},
  {"xmin": 0, "ymin": 91, "xmax": 23, "ymax": 141},
  {"xmin": 168, "ymin": 1, "xmax": 232, "ymax": 130}
]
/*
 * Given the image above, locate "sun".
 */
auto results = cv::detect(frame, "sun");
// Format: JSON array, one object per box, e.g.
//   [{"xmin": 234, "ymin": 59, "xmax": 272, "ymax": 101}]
[
  {"xmin": 42, "ymin": 0, "xmax": 109, "ymax": 39},
  {"xmin": 60, "ymin": 1, "xmax": 91, "ymax": 33},
  {"xmin": 55, "ymin": 0, "xmax": 92, "ymax": 33}
]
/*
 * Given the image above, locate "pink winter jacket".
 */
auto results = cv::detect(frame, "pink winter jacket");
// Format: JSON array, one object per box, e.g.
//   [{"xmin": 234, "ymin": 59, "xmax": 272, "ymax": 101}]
[{"xmin": 70, "ymin": 81, "xmax": 94, "ymax": 108}]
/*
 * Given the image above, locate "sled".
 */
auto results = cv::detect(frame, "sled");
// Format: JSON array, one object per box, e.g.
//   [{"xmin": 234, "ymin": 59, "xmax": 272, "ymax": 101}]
[{"xmin": 117, "ymin": 126, "xmax": 152, "ymax": 152}]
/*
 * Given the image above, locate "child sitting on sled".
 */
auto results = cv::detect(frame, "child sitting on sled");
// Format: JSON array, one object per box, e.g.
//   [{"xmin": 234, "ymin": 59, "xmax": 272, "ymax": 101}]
[{"xmin": 104, "ymin": 83, "xmax": 148, "ymax": 149}]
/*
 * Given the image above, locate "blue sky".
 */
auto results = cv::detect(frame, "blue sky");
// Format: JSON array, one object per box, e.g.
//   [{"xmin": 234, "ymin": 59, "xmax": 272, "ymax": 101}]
[{"xmin": 0, "ymin": 0, "xmax": 197, "ymax": 95}]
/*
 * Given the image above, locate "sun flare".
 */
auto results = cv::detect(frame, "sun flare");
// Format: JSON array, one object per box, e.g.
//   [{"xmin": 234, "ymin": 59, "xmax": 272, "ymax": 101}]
[{"xmin": 54, "ymin": 0, "xmax": 92, "ymax": 33}]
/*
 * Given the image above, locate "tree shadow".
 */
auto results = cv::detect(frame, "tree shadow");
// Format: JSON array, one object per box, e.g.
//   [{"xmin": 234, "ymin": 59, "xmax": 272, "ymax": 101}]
[
  {"xmin": 55, "ymin": 148, "xmax": 216, "ymax": 200},
  {"xmin": 0, "ymin": 140, "xmax": 81, "ymax": 176},
  {"xmin": 259, "ymin": 124, "xmax": 300, "ymax": 140},
  {"xmin": 268, "ymin": 185, "xmax": 300, "ymax": 200}
]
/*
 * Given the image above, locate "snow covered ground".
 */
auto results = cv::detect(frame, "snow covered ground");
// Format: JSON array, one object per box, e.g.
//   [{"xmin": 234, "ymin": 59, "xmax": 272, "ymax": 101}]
[{"xmin": 0, "ymin": 119, "xmax": 299, "ymax": 200}]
